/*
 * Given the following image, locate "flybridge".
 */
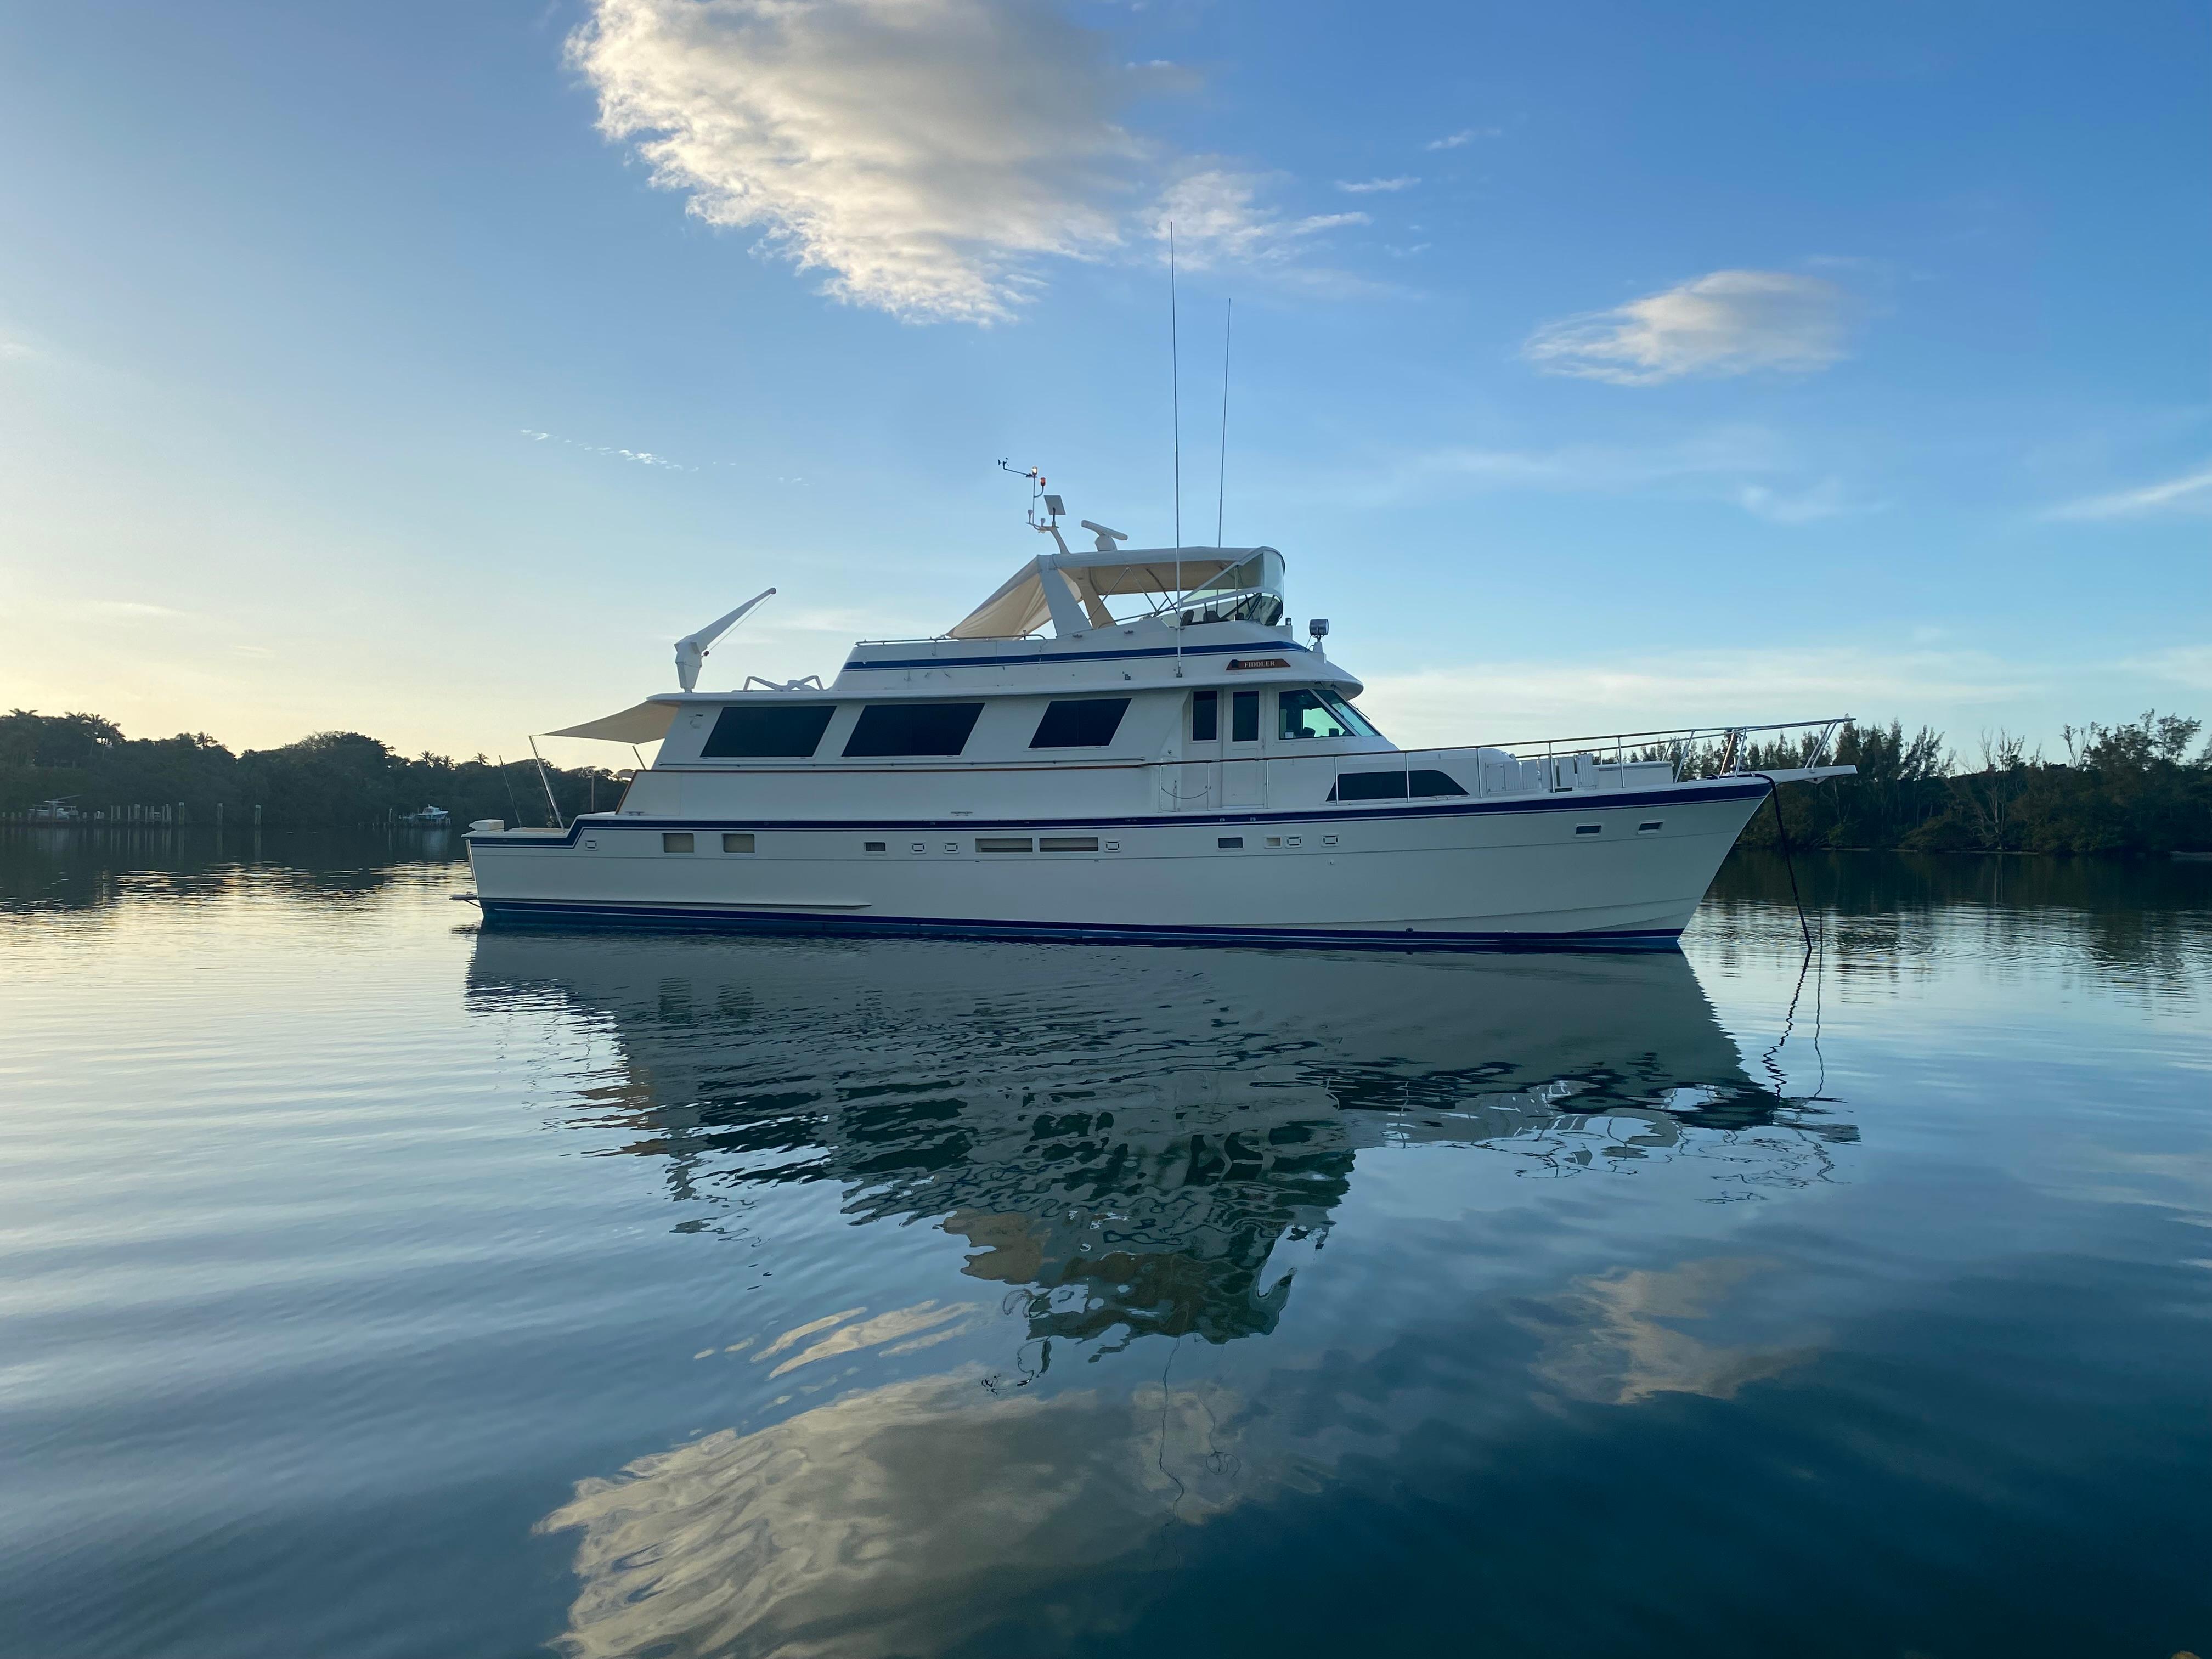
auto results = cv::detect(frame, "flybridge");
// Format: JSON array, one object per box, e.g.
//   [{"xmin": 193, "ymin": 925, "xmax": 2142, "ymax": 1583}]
[{"xmin": 946, "ymin": 545, "xmax": 1286, "ymax": 640}]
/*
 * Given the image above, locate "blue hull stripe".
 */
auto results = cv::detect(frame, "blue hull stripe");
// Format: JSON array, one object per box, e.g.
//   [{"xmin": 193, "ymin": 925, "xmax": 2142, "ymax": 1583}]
[
  {"xmin": 469, "ymin": 780, "xmax": 1770, "ymax": 849},
  {"xmin": 473, "ymin": 898, "xmax": 1684, "ymax": 953},
  {"xmin": 843, "ymin": 639, "xmax": 1317, "ymax": 673}
]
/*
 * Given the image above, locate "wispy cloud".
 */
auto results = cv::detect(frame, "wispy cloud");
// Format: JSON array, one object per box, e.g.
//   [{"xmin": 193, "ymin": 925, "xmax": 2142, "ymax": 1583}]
[
  {"xmin": 1425, "ymin": 127, "xmax": 1495, "ymax": 150},
  {"xmin": 1153, "ymin": 169, "xmax": 1367, "ymax": 268},
  {"xmin": 79, "ymin": 600, "xmax": 190, "ymax": 620},
  {"xmin": 1525, "ymin": 270, "xmax": 1850, "ymax": 386},
  {"xmin": 2122, "ymin": 644, "xmax": 2212, "ymax": 692},
  {"xmin": 522, "ymin": 428, "xmax": 689, "ymax": 470},
  {"xmin": 1736, "ymin": 477, "xmax": 1854, "ymax": 523},
  {"xmin": 1328, "ymin": 429, "xmax": 1871, "ymax": 527},
  {"xmin": 1361, "ymin": 644, "xmax": 2033, "ymax": 749},
  {"xmin": 2044, "ymin": 462, "xmax": 2212, "ymax": 521},
  {"xmin": 1336, "ymin": 175, "xmax": 1418, "ymax": 194},
  {"xmin": 0, "ymin": 338, "xmax": 31, "ymax": 363}
]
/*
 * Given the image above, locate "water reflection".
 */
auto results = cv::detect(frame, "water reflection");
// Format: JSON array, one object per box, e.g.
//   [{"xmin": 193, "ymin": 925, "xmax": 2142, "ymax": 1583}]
[
  {"xmin": 0, "ymin": 826, "xmax": 461, "ymax": 913},
  {"xmin": 468, "ymin": 936, "xmax": 1866, "ymax": 1654},
  {"xmin": 468, "ymin": 934, "xmax": 1852, "ymax": 1356}
]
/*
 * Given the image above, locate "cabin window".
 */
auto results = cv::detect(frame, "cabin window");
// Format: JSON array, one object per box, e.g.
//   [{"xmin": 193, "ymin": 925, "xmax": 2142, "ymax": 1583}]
[
  {"xmin": 700, "ymin": 703, "xmax": 836, "ymax": 759},
  {"xmin": 1231, "ymin": 690, "xmax": 1259, "ymax": 743},
  {"xmin": 1040, "ymin": 836, "xmax": 1099, "ymax": 851},
  {"xmin": 1638, "ymin": 821, "xmax": 1663, "ymax": 833},
  {"xmin": 1575, "ymin": 824, "xmax": 1602, "ymax": 836},
  {"xmin": 864, "ymin": 840, "xmax": 887, "ymax": 853},
  {"xmin": 722, "ymin": 833, "xmax": 754, "ymax": 853},
  {"xmin": 1030, "ymin": 698, "xmax": 1130, "ymax": 749},
  {"xmin": 1218, "ymin": 836, "xmax": 1244, "ymax": 849},
  {"xmin": 662, "ymin": 832, "xmax": 694, "ymax": 853},
  {"xmin": 843, "ymin": 701, "xmax": 985, "ymax": 758},
  {"xmin": 1326, "ymin": 769, "xmax": 1468, "ymax": 801},
  {"xmin": 977, "ymin": 837, "xmax": 1034, "ymax": 853},
  {"xmin": 1192, "ymin": 689, "xmax": 1218, "ymax": 742}
]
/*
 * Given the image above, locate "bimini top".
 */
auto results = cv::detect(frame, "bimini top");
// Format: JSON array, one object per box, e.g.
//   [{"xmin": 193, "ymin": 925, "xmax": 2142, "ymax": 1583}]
[{"xmin": 950, "ymin": 546, "xmax": 1280, "ymax": 639}]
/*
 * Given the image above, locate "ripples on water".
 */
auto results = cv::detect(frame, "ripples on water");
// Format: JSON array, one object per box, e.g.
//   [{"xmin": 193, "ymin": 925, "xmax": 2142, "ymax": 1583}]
[{"xmin": 2, "ymin": 832, "xmax": 2207, "ymax": 1658}]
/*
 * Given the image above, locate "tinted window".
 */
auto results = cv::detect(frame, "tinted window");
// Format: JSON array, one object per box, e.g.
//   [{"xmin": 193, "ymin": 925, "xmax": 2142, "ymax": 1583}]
[
  {"xmin": 1231, "ymin": 690, "xmax": 1259, "ymax": 743},
  {"xmin": 1278, "ymin": 690, "xmax": 1348, "ymax": 740},
  {"xmin": 843, "ymin": 702, "xmax": 985, "ymax": 757},
  {"xmin": 1328, "ymin": 769, "xmax": 1467, "ymax": 801},
  {"xmin": 1191, "ymin": 690, "xmax": 1218, "ymax": 742},
  {"xmin": 1030, "ymin": 698, "xmax": 1130, "ymax": 748},
  {"xmin": 701, "ymin": 703, "xmax": 835, "ymax": 758}
]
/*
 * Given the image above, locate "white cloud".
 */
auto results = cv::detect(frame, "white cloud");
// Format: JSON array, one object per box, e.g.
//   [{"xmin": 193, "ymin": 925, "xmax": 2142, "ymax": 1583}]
[
  {"xmin": 2044, "ymin": 462, "xmax": 2212, "ymax": 521},
  {"xmin": 1736, "ymin": 477, "xmax": 1852, "ymax": 523},
  {"xmin": 1152, "ymin": 169, "xmax": 1367, "ymax": 269},
  {"xmin": 521, "ymin": 427, "xmax": 689, "ymax": 469},
  {"xmin": 1336, "ymin": 176, "xmax": 1418, "ymax": 194},
  {"xmin": 0, "ymin": 338, "xmax": 31, "ymax": 362},
  {"xmin": 1353, "ymin": 435, "xmax": 1866, "ymax": 524},
  {"xmin": 1525, "ymin": 270, "xmax": 1849, "ymax": 386},
  {"xmin": 1425, "ymin": 127, "xmax": 1496, "ymax": 150},
  {"xmin": 73, "ymin": 601, "xmax": 192, "ymax": 624},
  {"xmin": 2123, "ymin": 644, "xmax": 2212, "ymax": 692},
  {"xmin": 570, "ymin": 0, "xmax": 1166, "ymax": 323}
]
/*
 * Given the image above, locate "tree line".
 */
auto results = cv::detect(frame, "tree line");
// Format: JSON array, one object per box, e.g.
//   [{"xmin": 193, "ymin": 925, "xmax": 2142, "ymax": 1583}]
[
  {"xmin": 1722, "ymin": 713, "xmax": 2210, "ymax": 855},
  {"xmin": 3, "ymin": 707, "xmax": 2208, "ymax": 853},
  {"xmin": 0, "ymin": 712, "xmax": 622, "ymax": 830}
]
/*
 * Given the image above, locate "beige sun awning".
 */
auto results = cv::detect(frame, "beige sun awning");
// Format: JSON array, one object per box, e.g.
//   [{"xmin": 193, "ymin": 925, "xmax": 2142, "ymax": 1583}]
[
  {"xmin": 949, "ymin": 549, "xmax": 1255, "ymax": 639},
  {"xmin": 542, "ymin": 699, "xmax": 678, "ymax": 744}
]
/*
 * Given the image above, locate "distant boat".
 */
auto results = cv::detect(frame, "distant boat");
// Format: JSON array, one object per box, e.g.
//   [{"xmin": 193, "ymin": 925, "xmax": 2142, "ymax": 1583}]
[
  {"xmin": 27, "ymin": 798, "xmax": 80, "ymax": 822},
  {"xmin": 400, "ymin": 806, "xmax": 450, "ymax": 827},
  {"xmin": 465, "ymin": 503, "xmax": 1852, "ymax": 949}
]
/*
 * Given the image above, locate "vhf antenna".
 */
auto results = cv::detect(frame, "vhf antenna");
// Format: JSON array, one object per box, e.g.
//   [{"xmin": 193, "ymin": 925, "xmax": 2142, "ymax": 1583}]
[
  {"xmin": 1216, "ymin": 298, "xmax": 1232, "ymax": 547},
  {"xmin": 1169, "ymin": 223, "xmax": 1182, "ymax": 555}
]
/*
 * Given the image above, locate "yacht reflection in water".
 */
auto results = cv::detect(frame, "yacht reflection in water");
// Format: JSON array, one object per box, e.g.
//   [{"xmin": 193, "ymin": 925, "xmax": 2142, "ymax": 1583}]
[
  {"xmin": 467, "ymin": 934, "xmax": 1843, "ymax": 1352},
  {"xmin": 466, "ymin": 935, "xmax": 1854, "ymax": 1658}
]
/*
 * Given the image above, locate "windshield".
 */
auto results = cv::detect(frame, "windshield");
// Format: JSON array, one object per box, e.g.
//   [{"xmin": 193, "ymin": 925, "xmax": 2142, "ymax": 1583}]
[
  {"xmin": 1177, "ymin": 549, "xmax": 1285, "ymax": 628},
  {"xmin": 1278, "ymin": 689, "xmax": 1382, "ymax": 741}
]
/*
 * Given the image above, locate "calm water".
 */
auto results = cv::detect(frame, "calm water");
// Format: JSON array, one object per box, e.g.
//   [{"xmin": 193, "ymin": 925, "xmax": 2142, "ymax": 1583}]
[{"xmin": 3, "ymin": 832, "xmax": 2208, "ymax": 1658}]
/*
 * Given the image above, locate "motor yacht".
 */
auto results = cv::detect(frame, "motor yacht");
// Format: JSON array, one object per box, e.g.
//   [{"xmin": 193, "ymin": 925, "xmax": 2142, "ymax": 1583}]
[{"xmin": 464, "ymin": 505, "xmax": 1851, "ymax": 947}]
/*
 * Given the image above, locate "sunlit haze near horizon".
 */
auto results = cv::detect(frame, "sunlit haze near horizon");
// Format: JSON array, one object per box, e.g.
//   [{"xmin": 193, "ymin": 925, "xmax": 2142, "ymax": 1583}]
[{"xmin": 2, "ymin": 2, "xmax": 2205, "ymax": 763}]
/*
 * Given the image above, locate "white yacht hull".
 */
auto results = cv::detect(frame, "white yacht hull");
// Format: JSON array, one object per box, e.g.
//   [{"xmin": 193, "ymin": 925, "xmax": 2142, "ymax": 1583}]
[{"xmin": 466, "ymin": 778, "xmax": 1775, "ymax": 949}]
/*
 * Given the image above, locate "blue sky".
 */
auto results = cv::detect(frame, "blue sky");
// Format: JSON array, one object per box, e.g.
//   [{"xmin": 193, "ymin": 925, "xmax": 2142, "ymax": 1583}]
[{"xmin": 1, "ymin": 0, "xmax": 2205, "ymax": 759}]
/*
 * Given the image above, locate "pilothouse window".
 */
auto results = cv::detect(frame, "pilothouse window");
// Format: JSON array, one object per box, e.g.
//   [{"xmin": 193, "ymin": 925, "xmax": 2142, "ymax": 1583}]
[
  {"xmin": 1278, "ymin": 689, "xmax": 1380, "ymax": 741},
  {"xmin": 1191, "ymin": 690, "xmax": 1218, "ymax": 743}
]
